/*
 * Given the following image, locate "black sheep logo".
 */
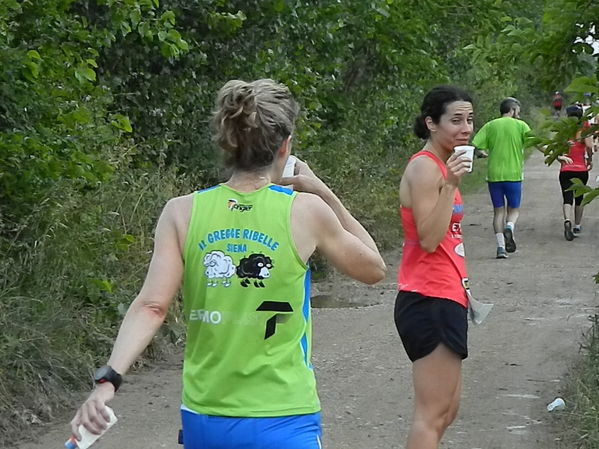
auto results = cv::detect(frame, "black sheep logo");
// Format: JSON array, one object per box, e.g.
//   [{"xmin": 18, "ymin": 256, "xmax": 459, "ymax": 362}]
[{"xmin": 236, "ymin": 254, "xmax": 273, "ymax": 288}]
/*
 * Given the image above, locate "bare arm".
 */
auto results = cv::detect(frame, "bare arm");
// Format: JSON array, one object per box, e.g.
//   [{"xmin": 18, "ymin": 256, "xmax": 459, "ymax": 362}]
[
  {"xmin": 283, "ymin": 159, "xmax": 386, "ymax": 284},
  {"xmin": 292, "ymin": 193, "xmax": 386, "ymax": 284},
  {"xmin": 402, "ymin": 152, "xmax": 468, "ymax": 253},
  {"xmin": 316, "ymin": 185, "xmax": 379, "ymax": 253},
  {"xmin": 70, "ymin": 197, "xmax": 189, "ymax": 438}
]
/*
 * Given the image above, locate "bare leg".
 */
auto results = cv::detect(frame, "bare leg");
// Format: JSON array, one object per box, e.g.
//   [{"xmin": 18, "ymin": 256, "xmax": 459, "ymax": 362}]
[
  {"xmin": 562, "ymin": 203, "xmax": 572, "ymax": 221},
  {"xmin": 505, "ymin": 207, "xmax": 520, "ymax": 227},
  {"xmin": 574, "ymin": 204, "xmax": 584, "ymax": 226},
  {"xmin": 405, "ymin": 344, "xmax": 462, "ymax": 449},
  {"xmin": 492, "ymin": 207, "xmax": 506, "ymax": 234}
]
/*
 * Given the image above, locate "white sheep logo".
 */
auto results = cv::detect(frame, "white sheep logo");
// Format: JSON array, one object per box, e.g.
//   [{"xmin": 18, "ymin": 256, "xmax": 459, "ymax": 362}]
[{"xmin": 203, "ymin": 250, "xmax": 236, "ymax": 287}]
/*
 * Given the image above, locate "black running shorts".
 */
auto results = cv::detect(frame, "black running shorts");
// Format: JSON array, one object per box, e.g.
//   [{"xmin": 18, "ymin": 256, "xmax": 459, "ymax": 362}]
[
  {"xmin": 394, "ymin": 291, "xmax": 468, "ymax": 362},
  {"xmin": 559, "ymin": 171, "xmax": 588, "ymax": 206}
]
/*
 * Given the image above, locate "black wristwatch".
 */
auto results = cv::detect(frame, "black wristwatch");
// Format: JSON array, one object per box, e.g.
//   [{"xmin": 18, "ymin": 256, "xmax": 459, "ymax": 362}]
[{"xmin": 94, "ymin": 365, "xmax": 123, "ymax": 392}]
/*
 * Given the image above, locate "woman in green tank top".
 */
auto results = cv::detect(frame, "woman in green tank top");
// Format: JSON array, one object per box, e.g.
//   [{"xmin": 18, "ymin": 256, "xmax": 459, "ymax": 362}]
[{"xmin": 69, "ymin": 79, "xmax": 386, "ymax": 448}]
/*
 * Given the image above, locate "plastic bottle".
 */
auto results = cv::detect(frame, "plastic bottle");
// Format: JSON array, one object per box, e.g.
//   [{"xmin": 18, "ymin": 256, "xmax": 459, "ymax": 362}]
[{"xmin": 65, "ymin": 406, "xmax": 118, "ymax": 449}]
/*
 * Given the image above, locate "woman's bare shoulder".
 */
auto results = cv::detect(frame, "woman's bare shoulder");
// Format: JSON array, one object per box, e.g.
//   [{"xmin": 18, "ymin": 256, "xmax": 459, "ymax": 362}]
[
  {"xmin": 159, "ymin": 193, "xmax": 194, "ymax": 232},
  {"xmin": 163, "ymin": 193, "xmax": 193, "ymax": 214},
  {"xmin": 167, "ymin": 192, "xmax": 194, "ymax": 206},
  {"xmin": 404, "ymin": 154, "xmax": 441, "ymax": 182},
  {"xmin": 293, "ymin": 191, "xmax": 330, "ymax": 215}
]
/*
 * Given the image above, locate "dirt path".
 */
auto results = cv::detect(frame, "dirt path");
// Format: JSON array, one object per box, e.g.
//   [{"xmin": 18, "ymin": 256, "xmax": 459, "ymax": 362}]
[{"xmin": 16, "ymin": 151, "xmax": 599, "ymax": 449}]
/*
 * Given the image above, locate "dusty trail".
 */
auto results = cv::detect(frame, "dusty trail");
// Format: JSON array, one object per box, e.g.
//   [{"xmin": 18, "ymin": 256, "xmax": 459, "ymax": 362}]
[{"xmin": 16, "ymin": 151, "xmax": 599, "ymax": 449}]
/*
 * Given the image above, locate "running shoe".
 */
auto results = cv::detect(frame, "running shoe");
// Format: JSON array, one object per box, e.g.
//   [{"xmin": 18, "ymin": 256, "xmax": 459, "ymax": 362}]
[
  {"xmin": 564, "ymin": 220, "xmax": 574, "ymax": 241},
  {"xmin": 496, "ymin": 247, "xmax": 508, "ymax": 259},
  {"xmin": 503, "ymin": 227, "xmax": 516, "ymax": 253},
  {"xmin": 573, "ymin": 226, "xmax": 581, "ymax": 237}
]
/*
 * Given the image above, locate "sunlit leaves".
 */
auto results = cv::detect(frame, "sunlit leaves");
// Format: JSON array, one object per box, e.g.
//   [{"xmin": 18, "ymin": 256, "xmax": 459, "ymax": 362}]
[
  {"xmin": 21, "ymin": 50, "xmax": 42, "ymax": 82},
  {"xmin": 207, "ymin": 10, "xmax": 247, "ymax": 35},
  {"xmin": 74, "ymin": 64, "xmax": 97, "ymax": 84},
  {"xmin": 58, "ymin": 106, "xmax": 93, "ymax": 127},
  {"xmin": 566, "ymin": 76, "xmax": 598, "ymax": 96},
  {"xmin": 110, "ymin": 114, "xmax": 133, "ymax": 133}
]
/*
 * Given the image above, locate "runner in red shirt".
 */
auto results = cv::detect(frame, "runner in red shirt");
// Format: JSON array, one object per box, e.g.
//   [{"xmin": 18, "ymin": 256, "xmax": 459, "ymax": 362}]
[
  {"xmin": 395, "ymin": 85, "xmax": 473, "ymax": 449},
  {"xmin": 552, "ymin": 91, "xmax": 563, "ymax": 118},
  {"xmin": 557, "ymin": 105, "xmax": 593, "ymax": 240}
]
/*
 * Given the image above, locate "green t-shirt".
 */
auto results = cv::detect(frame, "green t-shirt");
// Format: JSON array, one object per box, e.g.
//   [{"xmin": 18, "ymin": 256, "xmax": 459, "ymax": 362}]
[
  {"xmin": 181, "ymin": 183, "xmax": 320, "ymax": 417},
  {"xmin": 472, "ymin": 116, "xmax": 531, "ymax": 182}
]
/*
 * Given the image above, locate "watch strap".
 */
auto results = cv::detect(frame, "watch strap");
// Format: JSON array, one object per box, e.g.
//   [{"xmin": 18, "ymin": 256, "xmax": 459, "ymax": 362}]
[{"xmin": 94, "ymin": 365, "xmax": 122, "ymax": 392}]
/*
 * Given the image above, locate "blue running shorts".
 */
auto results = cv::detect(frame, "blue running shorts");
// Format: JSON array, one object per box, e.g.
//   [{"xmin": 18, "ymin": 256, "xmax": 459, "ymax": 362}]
[
  {"xmin": 180, "ymin": 408, "xmax": 322, "ymax": 449},
  {"xmin": 488, "ymin": 181, "xmax": 522, "ymax": 209}
]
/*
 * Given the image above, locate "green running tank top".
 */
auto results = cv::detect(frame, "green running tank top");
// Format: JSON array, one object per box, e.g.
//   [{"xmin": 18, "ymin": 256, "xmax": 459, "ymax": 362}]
[{"xmin": 181, "ymin": 183, "xmax": 320, "ymax": 416}]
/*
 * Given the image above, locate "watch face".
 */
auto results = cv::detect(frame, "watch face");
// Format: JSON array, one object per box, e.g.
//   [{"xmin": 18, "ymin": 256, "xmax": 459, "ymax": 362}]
[{"xmin": 94, "ymin": 365, "xmax": 112, "ymax": 381}]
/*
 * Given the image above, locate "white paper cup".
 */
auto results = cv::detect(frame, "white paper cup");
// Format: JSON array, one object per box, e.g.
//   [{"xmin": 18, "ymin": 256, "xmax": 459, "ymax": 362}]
[
  {"xmin": 282, "ymin": 155, "xmax": 296, "ymax": 177},
  {"xmin": 547, "ymin": 397, "xmax": 565, "ymax": 412},
  {"xmin": 454, "ymin": 145, "xmax": 475, "ymax": 172}
]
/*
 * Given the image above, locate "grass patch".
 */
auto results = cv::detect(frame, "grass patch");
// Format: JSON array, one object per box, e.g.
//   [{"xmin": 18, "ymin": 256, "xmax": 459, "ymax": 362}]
[
  {"xmin": 0, "ymin": 165, "xmax": 189, "ymax": 445},
  {"xmin": 556, "ymin": 314, "xmax": 599, "ymax": 448}
]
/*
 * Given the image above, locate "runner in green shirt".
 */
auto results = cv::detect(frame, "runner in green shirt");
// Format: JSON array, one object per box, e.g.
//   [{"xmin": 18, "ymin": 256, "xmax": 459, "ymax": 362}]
[
  {"xmin": 69, "ymin": 79, "xmax": 386, "ymax": 449},
  {"xmin": 472, "ymin": 97, "xmax": 531, "ymax": 259}
]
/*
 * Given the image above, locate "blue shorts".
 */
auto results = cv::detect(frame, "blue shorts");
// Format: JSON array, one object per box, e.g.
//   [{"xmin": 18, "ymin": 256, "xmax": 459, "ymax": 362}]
[
  {"xmin": 180, "ymin": 409, "xmax": 322, "ymax": 449},
  {"xmin": 488, "ymin": 181, "xmax": 522, "ymax": 209}
]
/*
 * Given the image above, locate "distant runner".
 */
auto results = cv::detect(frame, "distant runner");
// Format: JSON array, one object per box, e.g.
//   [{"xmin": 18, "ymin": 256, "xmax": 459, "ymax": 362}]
[
  {"xmin": 555, "ymin": 104, "xmax": 593, "ymax": 240},
  {"xmin": 552, "ymin": 91, "xmax": 563, "ymax": 119}
]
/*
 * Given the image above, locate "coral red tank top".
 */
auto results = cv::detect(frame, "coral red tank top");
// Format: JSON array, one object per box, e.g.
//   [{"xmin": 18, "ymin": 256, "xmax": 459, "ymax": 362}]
[
  {"xmin": 397, "ymin": 151, "xmax": 468, "ymax": 307},
  {"xmin": 560, "ymin": 122, "xmax": 590, "ymax": 173}
]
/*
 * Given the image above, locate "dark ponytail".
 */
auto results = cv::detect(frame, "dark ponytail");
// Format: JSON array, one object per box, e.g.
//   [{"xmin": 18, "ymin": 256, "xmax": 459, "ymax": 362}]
[{"xmin": 413, "ymin": 114, "xmax": 429, "ymax": 140}]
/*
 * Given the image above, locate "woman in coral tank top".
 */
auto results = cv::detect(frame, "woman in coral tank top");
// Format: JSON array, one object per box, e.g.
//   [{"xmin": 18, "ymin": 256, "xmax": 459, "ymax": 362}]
[
  {"xmin": 395, "ymin": 85, "xmax": 474, "ymax": 449},
  {"xmin": 556, "ymin": 104, "xmax": 593, "ymax": 240}
]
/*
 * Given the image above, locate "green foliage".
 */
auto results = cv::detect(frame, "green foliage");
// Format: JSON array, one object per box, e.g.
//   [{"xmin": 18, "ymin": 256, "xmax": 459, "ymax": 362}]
[
  {"xmin": 530, "ymin": 0, "xmax": 598, "ymax": 90},
  {"xmin": 0, "ymin": 0, "xmax": 189, "ymax": 222},
  {"xmin": 0, "ymin": 0, "xmax": 189, "ymax": 442}
]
